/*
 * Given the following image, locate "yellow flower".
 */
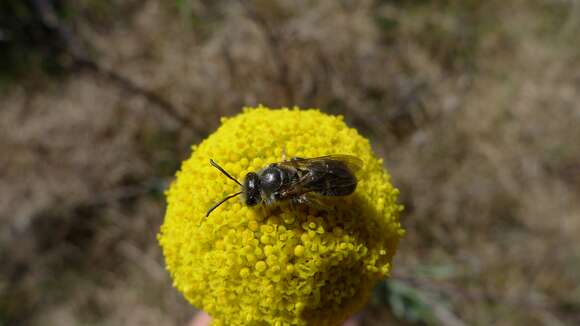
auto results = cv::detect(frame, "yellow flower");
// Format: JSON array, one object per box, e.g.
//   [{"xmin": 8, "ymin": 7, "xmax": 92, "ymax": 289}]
[{"xmin": 158, "ymin": 106, "xmax": 404, "ymax": 326}]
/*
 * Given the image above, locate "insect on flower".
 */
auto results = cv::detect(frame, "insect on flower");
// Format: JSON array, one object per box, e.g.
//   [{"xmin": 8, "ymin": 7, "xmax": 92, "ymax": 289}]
[{"xmin": 206, "ymin": 155, "xmax": 363, "ymax": 217}]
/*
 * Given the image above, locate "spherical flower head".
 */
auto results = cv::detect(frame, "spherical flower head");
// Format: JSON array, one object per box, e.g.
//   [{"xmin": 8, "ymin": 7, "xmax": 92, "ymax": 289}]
[{"xmin": 158, "ymin": 106, "xmax": 404, "ymax": 326}]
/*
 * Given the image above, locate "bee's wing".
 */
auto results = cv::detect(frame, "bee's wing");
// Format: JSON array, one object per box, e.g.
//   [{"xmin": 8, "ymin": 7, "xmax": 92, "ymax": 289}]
[
  {"xmin": 321, "ymin": 154, "xmax": 364, "ymax": 172},
  {"xmin": 280, "ymin": 154, "xmax": 363, "ymax": 173},
  {"xmin": 276, "ymin": 155, "xmax": 362, "ymax": 199}
]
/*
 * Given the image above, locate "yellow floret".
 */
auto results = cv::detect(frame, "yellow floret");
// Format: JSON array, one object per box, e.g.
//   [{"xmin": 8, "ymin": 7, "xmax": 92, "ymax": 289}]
[{"xmin": 158, "ymin": 106, "xmax": 404, "ymax": 326}]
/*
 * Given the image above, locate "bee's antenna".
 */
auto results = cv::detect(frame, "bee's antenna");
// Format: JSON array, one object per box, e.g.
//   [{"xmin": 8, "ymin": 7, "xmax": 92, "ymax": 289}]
[
  {"xmin": 210, "ymin": 159, "xmax": 244, "ymax": 187},
  {"xmin": 206, "ymin": 191, "xmax": 242, "ymax": 217}
]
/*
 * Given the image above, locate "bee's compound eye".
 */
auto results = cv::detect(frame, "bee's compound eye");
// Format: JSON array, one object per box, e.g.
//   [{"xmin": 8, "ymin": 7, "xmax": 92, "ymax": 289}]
[
  {"xmin": 246, "ymin": 196, "xmax": 259, "ymax": 206},
  {"xmin": 244, "ymin": 173, "xmax": 260, "ymax": 206}
]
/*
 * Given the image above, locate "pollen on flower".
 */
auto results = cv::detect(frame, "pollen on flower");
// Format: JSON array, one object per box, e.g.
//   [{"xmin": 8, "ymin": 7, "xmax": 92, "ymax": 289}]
[
  {"xmin": 260, "ymin": 234, "xmax": 271, "ymax": 244},
  {"xmin": 240, "ymin": 268, "xmax": 250, "ymax": 278},
  {"xmin": 255, "ymin": 261, "xmax": 267, "ymax": 272},
  {"xmin": 294, "ymin": 245, "xmax": 306, "ymax": 257},
  {"xmin": 158, "ymin": 106, "xmax": 404, "ymax": 326}
]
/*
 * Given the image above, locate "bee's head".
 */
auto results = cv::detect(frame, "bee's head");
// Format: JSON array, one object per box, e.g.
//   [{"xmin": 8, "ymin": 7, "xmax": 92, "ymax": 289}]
[{"xmin": 243, "ymin": 172, "xmax": 261, "ymax": 206}]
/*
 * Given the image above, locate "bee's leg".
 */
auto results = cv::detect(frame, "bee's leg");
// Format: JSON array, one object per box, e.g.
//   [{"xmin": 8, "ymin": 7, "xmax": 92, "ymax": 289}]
[
  {"xmin": 302, "ymin": 194, "xmax": 333, "ymax": 213},
  {"xmin": 281, "ymin": 146, "xmax": 287, "ymax": 161},
  {"xmin": 289, "ymin": 198, "xmax": 300, "ymax": 221},
  {"xmin": 288, "ymin": 196, "xmax": 325, "ymax": 221},
  {"xmin": 294, "ymin": 195, "xmax": 307, "ymax": 205},
  {"xmin": 281, "ymin": 147, "xmax": 304, "ymax": 162},
  {"xmin": 261, "ymin": 202, "xmax": 271, "ymax": 218}
]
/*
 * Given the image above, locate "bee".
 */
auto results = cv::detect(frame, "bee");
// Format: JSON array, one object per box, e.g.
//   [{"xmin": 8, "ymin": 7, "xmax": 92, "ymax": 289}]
[{"xmin": 206, "ymin": 154, "xmax": 363, "ymax": 217}]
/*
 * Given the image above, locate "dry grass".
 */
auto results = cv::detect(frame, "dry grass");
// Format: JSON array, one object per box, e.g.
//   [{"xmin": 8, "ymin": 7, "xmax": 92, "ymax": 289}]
[{"xmin": 1, "ymin": 0, "xmax": 580, "ymax": 325}]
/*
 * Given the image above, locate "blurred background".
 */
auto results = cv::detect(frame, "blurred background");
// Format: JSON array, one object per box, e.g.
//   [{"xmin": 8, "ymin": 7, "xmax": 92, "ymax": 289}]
[{"xmin": 1, "ymin": 0, "xmax": 580, "ymax": 325}]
